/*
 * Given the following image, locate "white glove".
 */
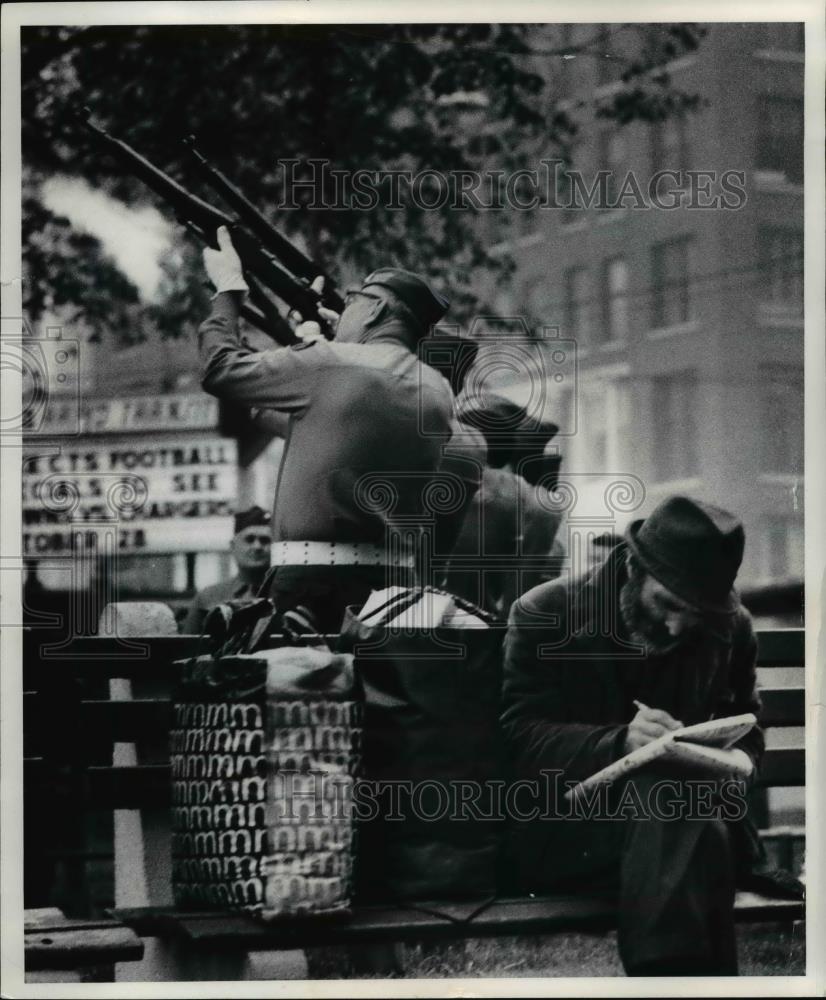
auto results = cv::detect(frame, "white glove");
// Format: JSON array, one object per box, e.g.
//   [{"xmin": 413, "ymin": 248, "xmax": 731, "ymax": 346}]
[
  {"xmin": 289, "ymin": 276, "xmax": 340, "ymax": 341},
  {"xmin": 203, "ymin": 225, "xmax": 249, "ymax": 297}
]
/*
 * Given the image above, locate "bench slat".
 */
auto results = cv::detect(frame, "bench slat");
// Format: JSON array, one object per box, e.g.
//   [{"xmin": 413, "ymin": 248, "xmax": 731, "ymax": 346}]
[
  {"xmin": 48, "ymin": 740, "xmax": 804, "ymax": 811},
  {"xmin": 110, "ymin": 890, "xmax": 802, "ymax": 949},
  {"xmin": 69, "ymin": 686, "xmax": 805, "ymax": 748},
  {"xmin": 71, "ymin": 741, "xmax": 804, "ymax": 811},
  {"xmin": 86, "ymin": 764, "xmax": 171, "ymax": 808},
  {"xmin": 759, "ymin": 687, "xmax": 805, "ymax": 727},
  {"xmin": 25, "ymin": 925, "xmax": 144, "ymax": 970},
  {"xmin": 757, "ymin": 747, "xmax": 805, "ymax": 787},
  {"xmin": 80, "ymin": 699, "xmax": 172, "ymax": 742},
  {"xmin": 755, "ymin": 629, "xmax": 805, "ymax": 667},
  {"xmin": 69, "ymin": 687, "xmax": 803, "ymax": 744}
]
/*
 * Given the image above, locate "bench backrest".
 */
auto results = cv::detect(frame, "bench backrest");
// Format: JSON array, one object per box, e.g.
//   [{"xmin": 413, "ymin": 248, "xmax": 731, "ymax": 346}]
[{"xmin": 24, "ymin": 627, "xmax": 805, "ymax": 810}]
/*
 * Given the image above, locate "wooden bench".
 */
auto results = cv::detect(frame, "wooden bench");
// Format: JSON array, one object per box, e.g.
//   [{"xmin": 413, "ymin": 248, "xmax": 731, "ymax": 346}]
[
  {"xmin": 22, "ymin": 625, "xmax": 805, "ymax": 980},
  {"xmin": 23, "ymin": 907, "xmax": 144, "ymax": 981}
]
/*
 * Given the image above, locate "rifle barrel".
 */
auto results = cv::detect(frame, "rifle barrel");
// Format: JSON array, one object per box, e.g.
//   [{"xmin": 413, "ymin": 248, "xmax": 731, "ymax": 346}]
[
  {"xmin": 184, "ymin": 136, "xmax": 345, "ymax": 315},
  {"xmin": 76, "ymin": 109, "xmax": 338, "ymax": 342},
  {"xmin": 79, "ymin": 111, "xmax": 230, "ymax": 243}
]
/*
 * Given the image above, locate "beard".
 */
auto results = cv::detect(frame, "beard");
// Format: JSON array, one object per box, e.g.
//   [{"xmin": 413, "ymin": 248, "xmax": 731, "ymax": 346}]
[{"xmin": 620, "ymin": 572, "xmax": 686, "ymax": 655}]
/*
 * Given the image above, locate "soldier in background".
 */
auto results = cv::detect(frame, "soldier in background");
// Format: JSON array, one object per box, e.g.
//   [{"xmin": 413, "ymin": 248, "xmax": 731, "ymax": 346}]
[
  {"xmin": 441, "ymin": 394, "xmax": 562, "ymax": 618},
  {"xmin": 182, "ymin": 505, "xmax": 272, "ymax": 634}
]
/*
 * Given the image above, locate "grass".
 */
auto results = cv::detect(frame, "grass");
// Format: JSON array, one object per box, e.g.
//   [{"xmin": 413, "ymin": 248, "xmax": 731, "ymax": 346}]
[{"xmin": 306, "ymin": 923, "xmax": 805, "ymax": 979}]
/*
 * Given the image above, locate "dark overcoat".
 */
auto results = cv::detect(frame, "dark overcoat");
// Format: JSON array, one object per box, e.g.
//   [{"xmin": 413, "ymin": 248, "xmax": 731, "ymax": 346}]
[{"xmin": 500, "ymin": 543, "xmax": 764, "ymax": 816}]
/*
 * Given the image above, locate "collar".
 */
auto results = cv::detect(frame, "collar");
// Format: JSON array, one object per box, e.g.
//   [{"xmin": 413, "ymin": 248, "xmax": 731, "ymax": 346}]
[
  {"xmin": 569, "ymin": 542, "xmax": 631, "ymax": 640},
  {"xmin": 574, "ymin": 542, "xmax": 735, "ymax": 652},
  {"xmin": 359, "ymin": 317, "xmax": 419, "ymax": 351},
  {"xmin": 231, "ymin": 576, "xmax": 255, "ymax": 598}
]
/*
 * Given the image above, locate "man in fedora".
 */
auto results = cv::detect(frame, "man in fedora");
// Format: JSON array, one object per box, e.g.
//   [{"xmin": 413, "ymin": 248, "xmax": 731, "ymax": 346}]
[
  {"xmin": 500, "ymin": 495, "xmax": 763, "ymax": 976},
  {"xmin": 182, "ymin": 505, "xmax": 272, "ymax": 634},
  {"xmin": 198, "ymin": 227, "xmax": 454, "ymax": 636}
]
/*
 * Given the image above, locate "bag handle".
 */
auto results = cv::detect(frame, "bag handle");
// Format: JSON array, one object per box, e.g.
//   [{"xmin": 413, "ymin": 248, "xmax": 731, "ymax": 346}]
[{"xmin": 356, "ymin": 587, "xmax": 425, "ymax": 627}]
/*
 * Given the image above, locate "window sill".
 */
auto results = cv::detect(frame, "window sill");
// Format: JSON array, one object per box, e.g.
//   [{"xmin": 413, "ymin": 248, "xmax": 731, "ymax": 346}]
[
  {"xmin": 757, "ymin": 306, "xmax": 804, "ymax": 328},
  {"xmin": 649, "ymin": 476, "xmax": 703, "ymax": 492},
  {"xmin": 753, "ymin": 172, "xmax": 804, "ymax": 195},
  {"xmin": 590, "ymin": 339, "xmax": 627, "ymax": 353},
  {"xmin": 560, "ymin": 216, "xmax": 589, "ymax": 233},
  {"xmin": 647, "ymin": 320, "xmax": 699, "ymax": 339},
  {"xmin": 758, "ymin": 473, "xmax": 803, "ymax": 485},
  {"xmin": 595, "ymin": 208, "xmax": 630, "ymax": 226},
  {"xmin": 752, "ymin": 49, "xmax": 805, "ymax": 64}
]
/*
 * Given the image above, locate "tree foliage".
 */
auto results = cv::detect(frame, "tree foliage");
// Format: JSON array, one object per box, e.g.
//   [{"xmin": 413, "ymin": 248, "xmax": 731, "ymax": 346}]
[{"xmin": 21, "ymin": 22, "xmax": 707, "ymax": 344}]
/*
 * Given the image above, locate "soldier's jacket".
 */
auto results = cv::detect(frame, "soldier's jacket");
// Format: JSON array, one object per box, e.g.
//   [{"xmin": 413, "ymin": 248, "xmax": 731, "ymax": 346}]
[{"xmin": 199, "ymin": 295, "xmax": 454, "ymax": 544}]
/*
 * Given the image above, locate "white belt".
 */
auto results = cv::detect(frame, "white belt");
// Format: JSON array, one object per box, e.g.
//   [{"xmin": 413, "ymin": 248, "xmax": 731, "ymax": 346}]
[{"xmin": 271, "ymin": 540, "xmax": 416, "ymax": 568}]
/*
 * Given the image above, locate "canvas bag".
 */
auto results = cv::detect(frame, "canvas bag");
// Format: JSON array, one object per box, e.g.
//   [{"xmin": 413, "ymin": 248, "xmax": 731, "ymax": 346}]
[
  {"xmin": 170, "ymin": 609, "xmax": 361, "ymax": 920},
  {"xmin": 340, "ymin": 587, "xmax": 506, "ymax": 902}
]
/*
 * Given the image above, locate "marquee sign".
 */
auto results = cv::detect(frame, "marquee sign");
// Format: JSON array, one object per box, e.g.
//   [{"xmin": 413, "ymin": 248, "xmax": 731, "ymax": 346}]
[{"xmin": 22, "ymin": 434, "xmax": 238, "ymax": 556}]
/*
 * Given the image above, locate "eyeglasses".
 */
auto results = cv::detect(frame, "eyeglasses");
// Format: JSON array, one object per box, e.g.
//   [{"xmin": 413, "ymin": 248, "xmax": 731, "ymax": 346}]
[
  {"xmin": 238, "ymin": 533, "xmax": 272, "ymax": 545},
  {"xmin": 343, "ymin": 287, "xmax": 383, "ymax": 308}
]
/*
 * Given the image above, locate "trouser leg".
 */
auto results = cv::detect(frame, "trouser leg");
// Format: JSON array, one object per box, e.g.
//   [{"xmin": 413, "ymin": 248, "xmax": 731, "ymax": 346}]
[
  {"xmin": 518, "ymin": 776, "xmax": 738, "ymax": 976},
  {"xmin": 617, "ymin": 777, "xmax": 738, "ymax": 976}
]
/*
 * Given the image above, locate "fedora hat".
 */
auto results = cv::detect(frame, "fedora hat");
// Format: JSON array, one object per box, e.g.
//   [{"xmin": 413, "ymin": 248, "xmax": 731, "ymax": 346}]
[{"xmin": 625, "ymin": 495, "xmax": 745, "ymax": 614}]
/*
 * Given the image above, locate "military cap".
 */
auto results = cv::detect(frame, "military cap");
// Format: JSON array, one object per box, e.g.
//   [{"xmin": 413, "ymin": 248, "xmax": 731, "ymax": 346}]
[
  {"xmin": 362, "ymin": 267, "xmax": 450, "ymax": 332},
  {"xmin": 457, "ymin": 392, "xmax": 559, "ymax": 471},
  {"xmin": 233, "ymin": 505, "xmax": 271, "ymax": 536}
]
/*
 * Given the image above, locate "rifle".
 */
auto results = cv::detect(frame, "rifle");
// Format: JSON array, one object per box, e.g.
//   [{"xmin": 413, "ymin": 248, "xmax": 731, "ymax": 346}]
[{"xmin": 75, "ymin": 108, "xmax": 343, "ymax": 344}]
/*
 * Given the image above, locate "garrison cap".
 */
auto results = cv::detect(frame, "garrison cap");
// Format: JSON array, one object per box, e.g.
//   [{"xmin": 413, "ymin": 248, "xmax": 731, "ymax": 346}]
[
  {"xmin": 457, "ymin": 392, "xmax": 559, "ymax": 471},
  {"xmin": 362, "ymin": 268, "xmax": 450, "ymax": 332},
  {"xmin": 457, "ymin": 393, "xmax": 558, "ymax": 443},
  {"xmin": 233, "ymin": 505, "xmax": 271, "ymax": 536}
]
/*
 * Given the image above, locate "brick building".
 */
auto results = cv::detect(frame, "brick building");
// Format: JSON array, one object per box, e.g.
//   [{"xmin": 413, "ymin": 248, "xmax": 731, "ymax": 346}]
[{"xmin": 484, "ymin": 22, "xmax": 804, "ymax": 590}]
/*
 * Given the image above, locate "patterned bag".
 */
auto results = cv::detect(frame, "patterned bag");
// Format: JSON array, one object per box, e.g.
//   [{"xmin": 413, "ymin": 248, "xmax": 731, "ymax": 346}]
[{"xmin": 170, "ymin": 639, "xmax": 361, "ymax": 919}]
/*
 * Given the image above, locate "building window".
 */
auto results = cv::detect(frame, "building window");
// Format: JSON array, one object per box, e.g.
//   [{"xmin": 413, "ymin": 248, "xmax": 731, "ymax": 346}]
[
  {"xmin": 555, "ymin": 158, "xmax": 582, "ymax": 225},
  {"xmin": 557, "ymin": 24, "xmax": 576, "ymax": 99},
  {"xmin": 756, "ymin": 96, "xmax": 803, "ymax": 184},
  {"xmin": 600, "ymin": 257, "xmax": 629, "ymax": 343},
  {"xmin": 759, "ymin": 227, "xmax": 803, "ymax": 312},
  {"xmin": 760, "ymin": 23, "xmax": 805, "ymax": 52},
  {"xmin": 761, "ymin": 366, "xmax": 803, "ymax": 474},
  {"xmin": 597, "ymin": 130, "xmax": 627, "ymax": 207},
  {"xmin": 564, "ymin": 266, "xmax": 591, "ymax": 344},
  {"xmin": 651, "ymin": 237, "xmax": 692, "ymax": 328},
  {"xmin": 764, "ymin": 516, "xmax": 804, "ymax": 580},
  {"xmin": 578, "ymin": 375, "xmax": 629, "ymax": 471},
  {"xmin": 595, "ymin": 25, "xmax": 620, "ymax": 86},
  {"xmin": 652, "ymin": 371, "xmax": 698, "ymax": 481},
  {"xmin": 650, "ymin": 116, "xmax": 690, "ymax": 177}
]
